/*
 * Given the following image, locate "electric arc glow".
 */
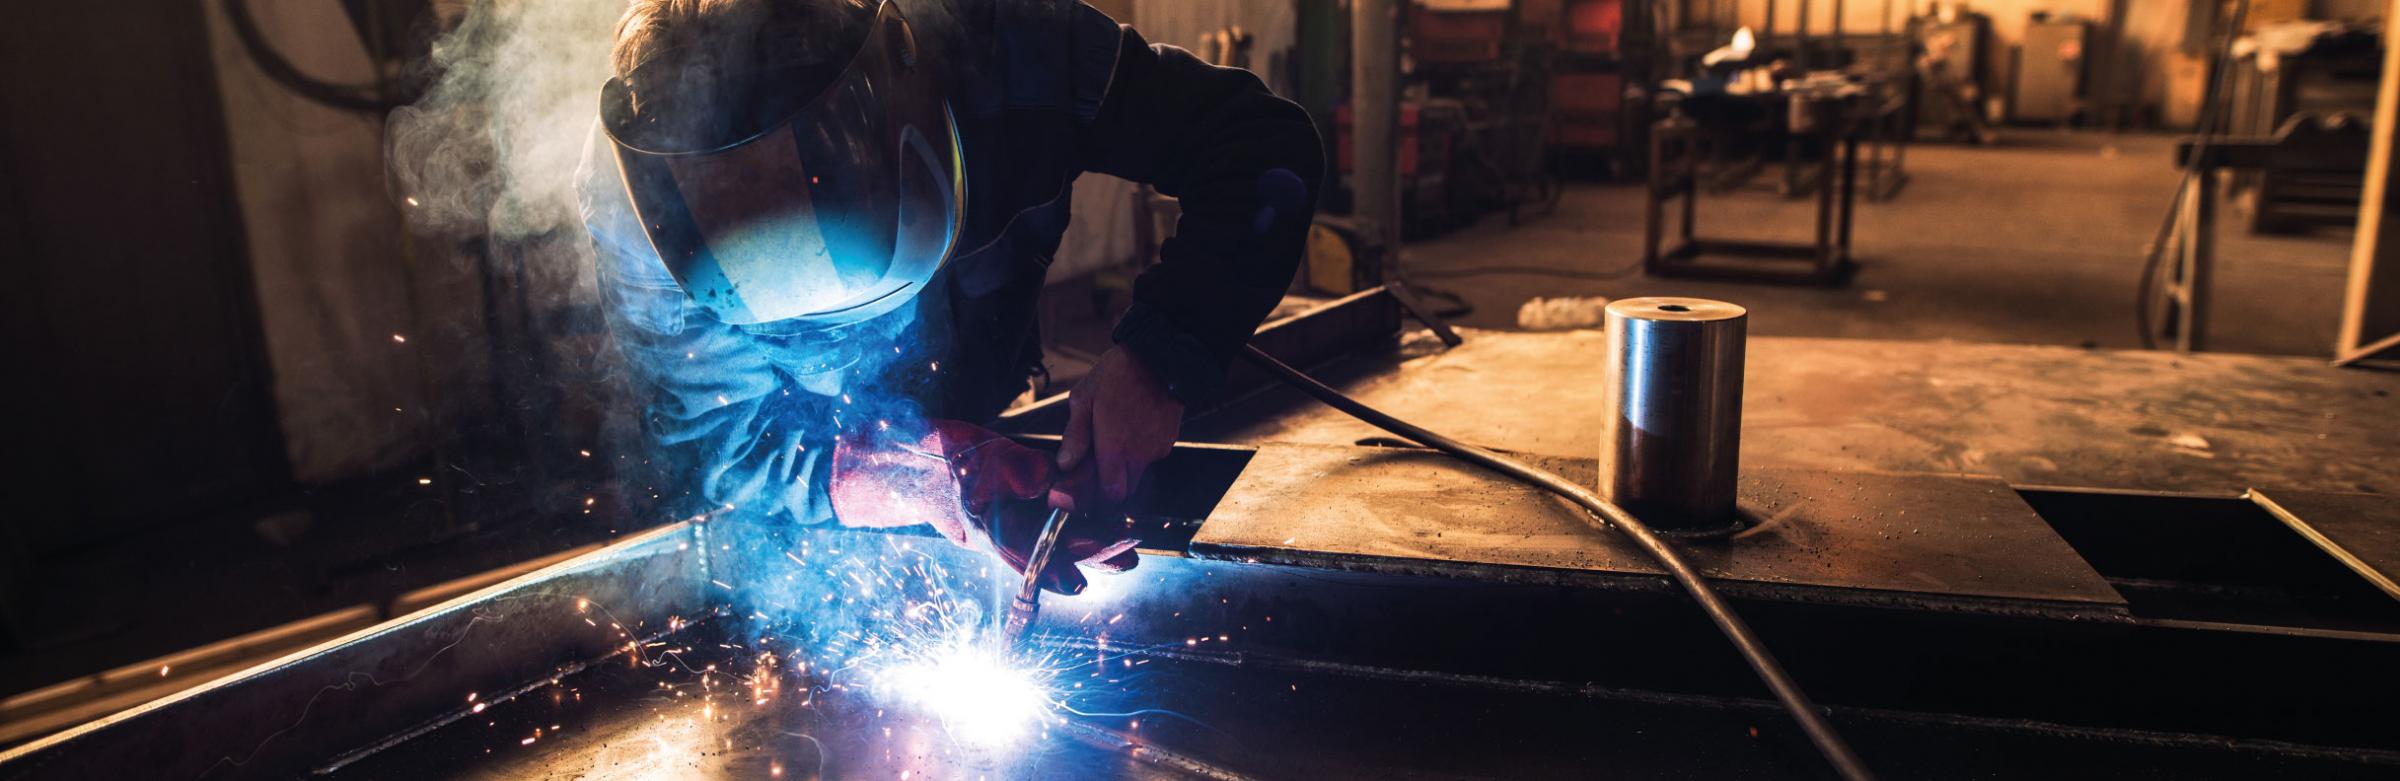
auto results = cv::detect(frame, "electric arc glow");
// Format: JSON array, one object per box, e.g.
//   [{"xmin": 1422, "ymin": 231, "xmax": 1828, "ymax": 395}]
[{"xmin": 871, "ymin": 633, "xmax": 1053, "ymax": 746}]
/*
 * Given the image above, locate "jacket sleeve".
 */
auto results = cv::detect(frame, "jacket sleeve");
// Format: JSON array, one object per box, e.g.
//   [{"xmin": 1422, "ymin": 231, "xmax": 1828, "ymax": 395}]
[
  {"xmin": 577, "ymin": 127, "xmax": 837, "ymax": 525},
  {"xmin": 1070, "ymin": 8, "xmax": 1326, "ymax": 404}
]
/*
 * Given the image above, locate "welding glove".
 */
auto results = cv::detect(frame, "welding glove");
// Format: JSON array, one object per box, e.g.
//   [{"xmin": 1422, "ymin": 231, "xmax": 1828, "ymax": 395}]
[{"xmin": 829, "ymin": 419, "xmax": 1141, "ymax": 595}]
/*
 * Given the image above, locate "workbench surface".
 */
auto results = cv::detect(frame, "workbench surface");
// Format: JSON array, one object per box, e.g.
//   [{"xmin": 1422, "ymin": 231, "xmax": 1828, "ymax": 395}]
[{"xmin": 1198, "ymin": 330, "xmax": 2398, "ymax": 496}]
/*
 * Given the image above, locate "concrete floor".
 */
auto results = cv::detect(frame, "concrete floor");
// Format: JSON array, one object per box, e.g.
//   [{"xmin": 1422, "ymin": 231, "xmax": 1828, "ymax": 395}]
[{"xmin": 1403, "ymin": 131, "xmax": 2359, "ymax": 358}]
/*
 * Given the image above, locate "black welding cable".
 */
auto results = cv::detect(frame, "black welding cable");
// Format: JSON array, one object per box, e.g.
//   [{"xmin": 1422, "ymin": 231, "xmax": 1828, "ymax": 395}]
[
  {"xmin": 1239, "ymin": 345, "xmax": 1875, "ymax": 781},
  {"xmin": 222, "ymin": 0, "xmax": 401, "ymax": 114}
]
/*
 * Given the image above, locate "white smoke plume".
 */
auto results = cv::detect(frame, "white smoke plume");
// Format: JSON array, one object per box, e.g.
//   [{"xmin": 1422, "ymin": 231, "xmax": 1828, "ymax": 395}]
[
  {"xmin": 382, "ymin": 1, "xmax": 646, "ymax": 520},
  {"xmin": 387, "ymin": 0, "xmax": 621, "ymax": 247}
]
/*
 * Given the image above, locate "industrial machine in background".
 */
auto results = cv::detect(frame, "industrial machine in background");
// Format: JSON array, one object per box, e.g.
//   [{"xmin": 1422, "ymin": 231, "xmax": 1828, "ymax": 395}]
[
  {"xmin": 2222, "ymin": 23, "xmax": 2383, "ymax": 233},
  {"xmin": 1915, "ymin": 10, "xmax": 1997, "ymax": 143},
  {"xmin": 1548, "ymin": 0, "xmax": 1641, "ymax": 174},
  {"xmin": 2011, "ymin": 16, "xmax": 2092, "ymax": 124},
  {"xmin": 2143, "ymin": 16, "xmax": 2385, "ymax": 352},
  {"xmin": 1328, "ymin": 0, "xmax": 1661, "ymax": 239}
]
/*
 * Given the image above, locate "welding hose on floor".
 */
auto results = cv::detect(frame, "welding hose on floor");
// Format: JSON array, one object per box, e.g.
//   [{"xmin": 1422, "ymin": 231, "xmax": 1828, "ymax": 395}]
[{"xmin": 1239, "ymin": 345, "xmax": 1875, "ymax": 781}]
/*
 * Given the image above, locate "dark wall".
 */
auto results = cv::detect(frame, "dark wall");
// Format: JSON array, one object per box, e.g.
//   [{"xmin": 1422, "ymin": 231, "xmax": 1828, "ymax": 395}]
[{"xmin": 1, "ymin": 3, "xmax": 288, "ymax": 552}]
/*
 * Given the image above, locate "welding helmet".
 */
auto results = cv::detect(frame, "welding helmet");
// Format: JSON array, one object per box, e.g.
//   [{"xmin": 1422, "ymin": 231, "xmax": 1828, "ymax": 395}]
[{"xmin": 600, "ymin": 0, "xmax": 963, "ymax": 327}]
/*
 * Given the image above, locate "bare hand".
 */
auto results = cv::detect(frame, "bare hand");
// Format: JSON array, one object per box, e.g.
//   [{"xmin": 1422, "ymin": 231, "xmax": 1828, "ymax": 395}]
[{"xmin": 1053, "ymin": 347, "xmax": 1184, "ymax": 510}]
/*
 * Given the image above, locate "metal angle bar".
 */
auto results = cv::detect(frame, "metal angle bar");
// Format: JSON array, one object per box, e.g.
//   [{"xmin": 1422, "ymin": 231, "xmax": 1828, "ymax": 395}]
[{"xmin": 0, "ymin": 524, "xmax": 705, "ymax": 781}]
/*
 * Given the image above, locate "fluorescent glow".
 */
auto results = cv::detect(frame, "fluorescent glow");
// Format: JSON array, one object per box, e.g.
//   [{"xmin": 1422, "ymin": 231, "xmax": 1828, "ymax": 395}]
[{"xmin": 871, "ymin": 634, "xmax": 1051, "ymax": 747}]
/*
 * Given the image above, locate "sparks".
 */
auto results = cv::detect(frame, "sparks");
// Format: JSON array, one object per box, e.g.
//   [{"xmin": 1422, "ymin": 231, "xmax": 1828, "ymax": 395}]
[{"xmin": 868, "ymin": 633, "xmax": 1052, "ymax": 747}]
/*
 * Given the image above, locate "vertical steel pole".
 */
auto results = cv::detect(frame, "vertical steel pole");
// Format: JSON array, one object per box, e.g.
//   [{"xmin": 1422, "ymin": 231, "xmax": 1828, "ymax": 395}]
[{"xmin": 1353, "ymin": 0, "xmax": 1403, "ymax": 276}]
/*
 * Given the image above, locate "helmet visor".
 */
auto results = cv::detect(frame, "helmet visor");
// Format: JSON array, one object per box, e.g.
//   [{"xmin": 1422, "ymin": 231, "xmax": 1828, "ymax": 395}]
[{"xmin": 601, "ymin": 1, "xmax": 962, "ymax": 326}]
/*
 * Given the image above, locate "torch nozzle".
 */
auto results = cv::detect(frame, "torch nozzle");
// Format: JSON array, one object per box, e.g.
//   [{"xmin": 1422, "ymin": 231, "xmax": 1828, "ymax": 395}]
[{"xmin": 997, "ymin": 507, "xmax": 1072, "ymax": 652}]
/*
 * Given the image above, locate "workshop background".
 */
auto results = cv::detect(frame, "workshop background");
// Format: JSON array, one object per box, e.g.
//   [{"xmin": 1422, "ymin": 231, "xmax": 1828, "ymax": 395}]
[{"xmin": 4, "ymin": 0, "xmax": 2398, "ymax": 772}]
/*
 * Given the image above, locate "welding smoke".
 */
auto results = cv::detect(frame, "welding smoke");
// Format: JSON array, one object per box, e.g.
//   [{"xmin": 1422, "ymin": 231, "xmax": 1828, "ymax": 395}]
[
  {"xmin": 387, "ymin": 0, "xmax": 618, "ymax": 249},
  {"xmin": 382, "ymin": 0, "xmax": 639, "ymax": 525}
]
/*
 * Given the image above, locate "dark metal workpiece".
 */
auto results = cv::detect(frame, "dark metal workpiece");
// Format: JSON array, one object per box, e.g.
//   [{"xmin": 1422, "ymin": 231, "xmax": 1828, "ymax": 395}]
[
  {"xmin": 2249, "ymin": 489, "xmax": 2400, "ymax": 601},
  {"xmin": 1234, "ymin": 346, "xmax": 1875, "ymax": 780},
  {"xmin": 1379, "ymin": 280, "xmax": 1462, "ymax": 347},
  {"xmin": 0, "ymin": 525, "xmax": 706, "ymax": 780},
  {"xmin": 1600, "ymin": 297, "xmax": 1747, "ymax": 532},
  {"xmin": 11, "ymin": 476, "xmax": 2400, "ymax": 778},
  {"xmin": 1190, "ymin": 443, "xmax": 2125, "ymax": 618}
]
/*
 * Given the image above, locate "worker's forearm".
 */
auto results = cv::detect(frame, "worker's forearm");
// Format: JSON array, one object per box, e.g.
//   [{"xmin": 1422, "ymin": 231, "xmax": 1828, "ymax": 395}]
[{"xmin": 1079, "ymin": 24, "xmax": 1326, "ymax": 402}]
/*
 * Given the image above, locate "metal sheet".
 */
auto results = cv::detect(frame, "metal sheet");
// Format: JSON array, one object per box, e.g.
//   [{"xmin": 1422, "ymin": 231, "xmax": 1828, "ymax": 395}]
[
  {"xmin": 7, "ymin": 511, "xmax": 2394, "ymax": 778},
  {"xmin": 2251, "ymin": 489, "xmax": 2400, "ymax": 601},
  {"xmin": 322, "ymin": 623, "xmax": 1232, "ymax": 781},
  {"xmin": 1188, "ymin": 444, "xmax": 2125, "ymax": 616},
  {"xmin": 0, "ymin": 524, "xmax": 707, "ymax": 781},
  {"xmin": 324, "ymin": 623, "xmax": 2400, "ymax": 780}
]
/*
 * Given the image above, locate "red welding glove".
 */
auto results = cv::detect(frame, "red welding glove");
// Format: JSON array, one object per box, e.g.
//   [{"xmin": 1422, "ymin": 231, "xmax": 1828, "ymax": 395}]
[{"xmin": 829, "ymin": 419, "xmax": 1140, "ymax": 595}]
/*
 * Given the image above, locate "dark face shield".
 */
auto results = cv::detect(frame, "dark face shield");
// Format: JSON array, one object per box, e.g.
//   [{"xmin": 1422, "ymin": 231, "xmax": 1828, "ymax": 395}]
[{"xmin": 601, "ymin": 1, "xmax": 963, "ymax": 327}]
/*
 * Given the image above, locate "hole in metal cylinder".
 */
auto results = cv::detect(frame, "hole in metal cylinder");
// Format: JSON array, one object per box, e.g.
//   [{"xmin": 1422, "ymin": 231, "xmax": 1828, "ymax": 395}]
[{"xmin": 1657, "ymin": 304, "xmax": 1691, "ymax": 313}]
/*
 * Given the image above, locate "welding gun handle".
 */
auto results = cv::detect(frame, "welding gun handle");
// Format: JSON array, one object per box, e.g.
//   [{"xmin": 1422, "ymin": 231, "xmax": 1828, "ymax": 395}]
[{"xmin": 1014, "ymin": 508, "xmax": 1072, "ymax": 592}]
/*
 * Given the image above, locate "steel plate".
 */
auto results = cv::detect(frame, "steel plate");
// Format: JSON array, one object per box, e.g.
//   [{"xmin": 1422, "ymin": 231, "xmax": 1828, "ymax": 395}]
[
  {"xmin": 1187, "ymin": 444, "xmax": 2125, "ymax": 617},
  {"xmin": 2251, "ymin": 489, "xmax": 2400, "ymax": 601}
]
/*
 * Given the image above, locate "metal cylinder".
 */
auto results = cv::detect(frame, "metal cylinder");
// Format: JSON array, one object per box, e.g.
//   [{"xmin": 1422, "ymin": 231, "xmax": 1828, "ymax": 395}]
[{"xmin": 1599, "ymin": 297, "xmax": 1747, "ymax": 531}]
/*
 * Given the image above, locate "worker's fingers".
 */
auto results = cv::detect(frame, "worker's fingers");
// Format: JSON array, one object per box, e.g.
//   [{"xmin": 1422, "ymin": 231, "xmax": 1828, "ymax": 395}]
[
  {"xmin": 1095, "ymin": 410, "xmax": 1134, "ymax": 502},
  {"xmin": 1056, "ymin": 391, "xmax": 1094, "ymax": 472},
  {"xmin": 1102, "ymin": 457, "xmax": 1130, "ymax": 503},
  {"xmin": 990, "ymin": 441, "xmax": 1054, "ymax": 501}
]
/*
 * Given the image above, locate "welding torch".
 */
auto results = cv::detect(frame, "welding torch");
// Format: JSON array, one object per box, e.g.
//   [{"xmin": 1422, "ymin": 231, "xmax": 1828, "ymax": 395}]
[{"xmin": 997, "ymin": 506, "xmax": 1072, "ymax": 651}]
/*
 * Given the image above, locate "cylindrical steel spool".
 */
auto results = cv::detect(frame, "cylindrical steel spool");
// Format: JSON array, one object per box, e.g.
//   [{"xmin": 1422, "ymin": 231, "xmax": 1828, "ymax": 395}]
[{"xmin": 1599, "ymin": 297, "xmax": 1747, "ymax": 532}]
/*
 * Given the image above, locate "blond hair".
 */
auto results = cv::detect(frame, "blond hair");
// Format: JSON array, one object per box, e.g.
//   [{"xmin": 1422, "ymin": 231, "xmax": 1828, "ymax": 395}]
[{"xmin": 611, "ymin": 0, "xmax": 870, "ymax": 79}]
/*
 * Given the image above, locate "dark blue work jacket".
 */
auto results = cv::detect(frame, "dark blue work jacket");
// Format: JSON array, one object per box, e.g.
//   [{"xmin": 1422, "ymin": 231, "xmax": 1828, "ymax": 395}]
[{"xmin": 577, "ymin": 0, "xmax": 1323, "ymax": 524}]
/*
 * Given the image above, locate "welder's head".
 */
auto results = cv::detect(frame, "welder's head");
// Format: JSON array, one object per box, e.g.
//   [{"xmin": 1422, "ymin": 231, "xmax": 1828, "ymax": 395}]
[{"xmin": 602, "ymin": 0, "xmax": 962, "ymax": 327}]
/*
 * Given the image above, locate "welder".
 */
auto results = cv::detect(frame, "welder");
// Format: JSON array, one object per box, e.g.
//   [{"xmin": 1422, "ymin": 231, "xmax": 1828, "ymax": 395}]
[{"xmin": 578, "ymin": 0, "xmax": 1322, "ymax": 595}]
